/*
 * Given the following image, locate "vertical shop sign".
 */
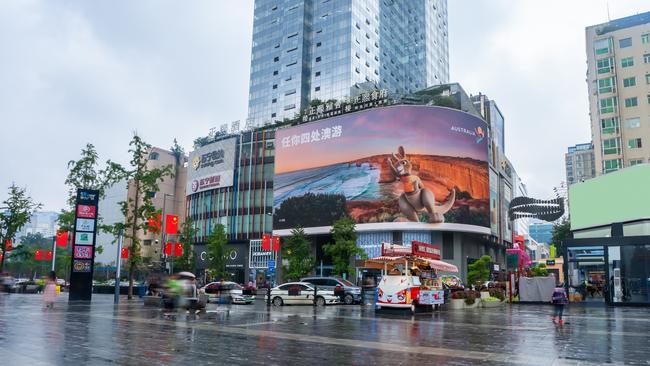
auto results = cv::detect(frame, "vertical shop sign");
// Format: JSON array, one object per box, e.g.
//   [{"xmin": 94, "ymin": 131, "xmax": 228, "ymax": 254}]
[{"xmin": 68, "ymin": 189, "xmax": 99, "ymax": 301}]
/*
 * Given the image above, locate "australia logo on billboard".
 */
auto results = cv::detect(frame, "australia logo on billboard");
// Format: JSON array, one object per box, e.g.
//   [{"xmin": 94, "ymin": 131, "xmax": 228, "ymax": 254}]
[{"xmin": 450, "ymin": 125, "xmax": 485, "ymax": 144}]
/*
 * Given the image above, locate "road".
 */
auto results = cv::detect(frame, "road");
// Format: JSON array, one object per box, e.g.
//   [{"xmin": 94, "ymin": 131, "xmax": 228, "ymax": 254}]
[{"xmin": 1, "ymin": 293, "xmax": 649, "ymax": 365}]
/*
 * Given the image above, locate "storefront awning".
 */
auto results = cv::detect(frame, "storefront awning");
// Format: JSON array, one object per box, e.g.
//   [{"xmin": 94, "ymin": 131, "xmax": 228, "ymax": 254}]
[
  {"xmin": 365, "ymin": 256, "xmax": 458, "ymax": 273},
  {"xmin": 422, "ymin": 258, "xmax": 458, "ymax": 273}
]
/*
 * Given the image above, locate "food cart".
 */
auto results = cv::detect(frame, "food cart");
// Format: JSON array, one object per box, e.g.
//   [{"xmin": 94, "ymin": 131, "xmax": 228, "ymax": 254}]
[{"xmin": 365, "ymin": 241, "xmax": 458, "ymax": 314}]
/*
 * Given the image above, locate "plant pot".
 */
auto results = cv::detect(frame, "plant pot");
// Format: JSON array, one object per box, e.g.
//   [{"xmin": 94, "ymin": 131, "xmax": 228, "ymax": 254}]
[
  {"xmin": 480, "ymin": 291, "xmax": 491, "ymax": 299},
  {"xmin": 449, "ymin": 298, "xmax": 465, "ymax": 309},
  {"xmin": 465, "ymin": 298, "xmax": 481, "ymax": 309}
]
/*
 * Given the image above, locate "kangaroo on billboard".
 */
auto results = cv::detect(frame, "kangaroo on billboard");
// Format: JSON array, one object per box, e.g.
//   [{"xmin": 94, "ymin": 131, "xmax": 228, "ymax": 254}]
[{"xmin": 387, "ymin": 146, "xmax": 455, "ymax": 223}]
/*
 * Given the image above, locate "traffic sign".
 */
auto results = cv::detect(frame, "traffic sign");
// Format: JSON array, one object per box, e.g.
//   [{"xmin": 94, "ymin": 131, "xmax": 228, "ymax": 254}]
[{"xmin": 268, "ymin": 260, "xmax": 275, "ymax": 270}]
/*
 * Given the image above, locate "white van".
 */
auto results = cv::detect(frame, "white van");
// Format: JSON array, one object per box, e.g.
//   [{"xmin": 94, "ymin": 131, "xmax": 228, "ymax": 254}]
[{"xmin": 376, "ymin": 275, "xmax": 422, "ymax": 312}]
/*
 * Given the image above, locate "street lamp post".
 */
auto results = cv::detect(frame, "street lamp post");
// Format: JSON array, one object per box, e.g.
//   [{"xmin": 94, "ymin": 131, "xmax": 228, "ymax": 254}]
[{"xmin": 160, "ymin": 193, "xmax": 174, "ymax": 275}]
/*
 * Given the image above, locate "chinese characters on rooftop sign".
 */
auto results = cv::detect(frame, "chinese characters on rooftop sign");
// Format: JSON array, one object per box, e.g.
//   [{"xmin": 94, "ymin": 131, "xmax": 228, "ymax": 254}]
[{"xmin": 301, "ymin": 89, "xmax": 389, "ymax": 123}]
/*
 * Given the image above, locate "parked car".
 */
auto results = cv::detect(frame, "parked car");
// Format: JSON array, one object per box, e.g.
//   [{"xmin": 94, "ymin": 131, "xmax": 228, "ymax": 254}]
[
  {"xmin": 199, "ymin": 281, "xmax": 254, "ymax": 304},
  {"xmin": 300, "ymin": 276, "xmax": 362, "ymax": 305},
  {"xmin": 270, "ymin": 282, "xmax": 339, "ymax": 306}
]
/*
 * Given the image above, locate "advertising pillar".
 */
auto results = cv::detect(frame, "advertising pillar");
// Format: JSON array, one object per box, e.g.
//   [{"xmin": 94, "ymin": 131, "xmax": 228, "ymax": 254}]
[{"xmin": 68, "ymin": 189, "xmax": 99, "ymax": 301}]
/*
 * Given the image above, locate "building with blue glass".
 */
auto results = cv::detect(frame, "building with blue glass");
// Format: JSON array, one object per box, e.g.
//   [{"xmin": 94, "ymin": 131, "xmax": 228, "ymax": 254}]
[
  {"xmin": 247, "ymin": 0, "xmax": 449, "ymax": 126},
  {"xmin": 529, "ymin": 222, "xmax": 553, "ymax": 245}
]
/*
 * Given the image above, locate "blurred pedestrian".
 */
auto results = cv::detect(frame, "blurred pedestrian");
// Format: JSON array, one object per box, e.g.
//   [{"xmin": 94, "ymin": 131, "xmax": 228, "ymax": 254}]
[
  {"xmin": 551, "ymin": 283, "xmax": 568, "ymax": 325},
  {"xmin": 43, "ymin": 271, "xmax": 58, "ymax": 309}
]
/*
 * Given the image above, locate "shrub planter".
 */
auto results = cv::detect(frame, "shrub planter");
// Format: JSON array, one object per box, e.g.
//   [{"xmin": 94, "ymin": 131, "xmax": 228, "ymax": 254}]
[
  {"xmin": 480, "ymin": 291, "xmax": 491, "ymax": 300},
  {"xmin": 465, "ymin": 299, "xmax": 481, "ymax": 309},
  {"xmin": 449, "ymin": 298, "xmax": 465, "ymax": 310}
]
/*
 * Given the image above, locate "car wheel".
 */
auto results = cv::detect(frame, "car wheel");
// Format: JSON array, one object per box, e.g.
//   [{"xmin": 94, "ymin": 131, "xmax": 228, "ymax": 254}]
[
  {"xmin": 343, "ymin": 294, "xmax": 354, "ymax": 305},
  {"xmin": 315, "ymin": 296, "xmax": 326, "ymax": 307},
  {"xmin": 272, "ymin": 297, "xmax": 284, "ymax": 306}
]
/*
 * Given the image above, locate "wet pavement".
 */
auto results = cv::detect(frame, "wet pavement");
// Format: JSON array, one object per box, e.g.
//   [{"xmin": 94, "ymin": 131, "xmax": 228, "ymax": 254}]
[{"xmin": 1, "ymin": 293, "xmax": 649, "ymax": 365}]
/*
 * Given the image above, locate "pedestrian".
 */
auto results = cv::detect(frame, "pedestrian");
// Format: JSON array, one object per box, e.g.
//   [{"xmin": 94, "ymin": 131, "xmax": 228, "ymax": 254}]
[
  {"xmin": 551, "ymin": 283, "xmax": 568, "ymax": 325},
  {"xmin": 43, "ymin": 271, "xmax": 58, "ymax": 309}
]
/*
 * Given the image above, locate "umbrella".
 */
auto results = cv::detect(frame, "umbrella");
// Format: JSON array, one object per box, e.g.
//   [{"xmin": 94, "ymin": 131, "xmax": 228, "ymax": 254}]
[{"xmin": 177, "ymin": 271, "xmax": 195, "ymax": 279}]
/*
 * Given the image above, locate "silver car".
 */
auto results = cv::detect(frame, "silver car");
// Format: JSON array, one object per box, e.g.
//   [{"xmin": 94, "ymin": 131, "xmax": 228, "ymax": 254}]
[
  {"xmin": 270, "ymin": 282, "xmax": 339, "ymax": 306},
  {"xmin": 300, "ymin": 277, "xmax": 362, "ymax": 305}
]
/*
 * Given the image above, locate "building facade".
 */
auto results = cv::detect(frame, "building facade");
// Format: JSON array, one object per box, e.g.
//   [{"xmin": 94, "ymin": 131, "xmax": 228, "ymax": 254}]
[
  {"xmin": 586, "ymin": 12, "xmax": 650, "ymax": 175},
  {"xmin": 15, "ymin": 211, "xmax": 59, "ymax": 241},
  {"xmin": 247, "ymin": 0, "xmax": 449, "ymax": 126},
  {"xmin": 529, "ymin": 222, "xmax": 553, "ymax": 245},
  {"xmin": 565, "ymin": 143, "xmax": 596, "ymax": 185}
]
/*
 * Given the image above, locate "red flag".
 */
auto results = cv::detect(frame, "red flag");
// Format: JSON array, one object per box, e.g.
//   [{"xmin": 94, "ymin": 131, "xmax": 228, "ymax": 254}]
[
  {"xmin": 0, "ymin": 252, "xmax": 3, "ymax": 261},
  {"xmin": 35, "ymin": 249, "xmax": 43, "ymax": 261},
  {"xmin": 262, "ymin": 234, "xmax": 271, "ymax": 251},
  {"xmin": 165, "ymin": 215, "xmax": 179, "ymax": 235},
  {"xmin": 164, "ymin": 242, "xmax": 172, "ymax": 256},
  {"xmin": 56, "ymin": 231, "xmax": 69, "ymax": 247},
  {"xmin": 173, "ymin": 242, "xmax": 183, "ymax": 257},
  {"xmin": 121, "ymin": 247, "xmax": 129, "ymax": 259},
  {"xmin": 5, "ymin": 239, "xmax": 12, "ymax": 252},
  {"xmin": 272, "ymin": 236, "xmax": 280, "ymax": 252},
  {"xmin": 148, "ymin": 214, "xmax": 162, "ymax": 233},
  {"xmin": 45, "ymin": 250, "xmax": 53, "ymax": 261}
]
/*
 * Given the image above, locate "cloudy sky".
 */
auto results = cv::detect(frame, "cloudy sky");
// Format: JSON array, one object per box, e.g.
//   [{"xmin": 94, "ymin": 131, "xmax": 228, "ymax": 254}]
[{"xmin": 0, "ymin": 0, "xmax": 648, "ymax": 211}]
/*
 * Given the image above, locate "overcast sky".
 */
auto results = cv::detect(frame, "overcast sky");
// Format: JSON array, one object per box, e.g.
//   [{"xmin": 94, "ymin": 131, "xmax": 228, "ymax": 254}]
[{"xmin": 1, "ymin": 0, "xmax": 648, "ymax": 212}]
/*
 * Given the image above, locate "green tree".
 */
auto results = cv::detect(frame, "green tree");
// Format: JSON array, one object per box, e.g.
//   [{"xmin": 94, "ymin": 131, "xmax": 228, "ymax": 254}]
[
  {"xmin": 467, "ymin": 255, "xmax": 492, "ymax": 287},
  {"xmin": 530, "ymin": 263, "xmax": 548, "ymax": 277},
  {"xmin": 206, "ymin": 224, "xmax": 228, "ymax": 280},
  {"xmin": 173, "ymin": 219, "xmax": 198, "ymax": 272},
  {"xmin": 108, "ymin": 134, "xmax": 173, "ymax": 299},
  {"xmin": 0, "ymin": 184, "xmax": 42, "ymax": 272},
  {"xmin": 6, "ymin": 245, "xmax": 38, "ymax": 279},
  {"xmin": 282, "ymin": 227, "xmax": 315, "ymax": 281},
  {"xmin": 324, "ymin": 217, "xmax": 366, "ymax": 278},
  {"xmin": 552, "ymin": 218, "xmax": 571, "ymax": 256}
]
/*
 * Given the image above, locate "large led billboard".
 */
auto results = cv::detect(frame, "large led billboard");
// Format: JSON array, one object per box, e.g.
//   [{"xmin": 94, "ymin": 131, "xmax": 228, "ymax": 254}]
[
  {"xmin": 273, "ymin": 106, "xmax": 489, "ymax": 230},
  {"xmin": 186, "ymin": 137, "xmax": 237, "ymax": 195}
]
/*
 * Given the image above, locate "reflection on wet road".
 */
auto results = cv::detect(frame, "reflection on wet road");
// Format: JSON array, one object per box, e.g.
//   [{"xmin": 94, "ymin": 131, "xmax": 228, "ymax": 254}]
[{"xmin": 1, "ymin": 294, "xmax": 648, "ymax": 365}]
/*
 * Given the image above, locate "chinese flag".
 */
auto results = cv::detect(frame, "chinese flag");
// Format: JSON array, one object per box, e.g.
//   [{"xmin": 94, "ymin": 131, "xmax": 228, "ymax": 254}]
[
  {"xmin": 262, "ymin": 234, "xmax": 271, "ymax": 251},
  {"xmin": 164, "ymin": 242, "xmax": 172, "ymax": 256},
  {"xmin": 45, "ymin": 250, "xmax": 53, "ymax": 261},
  {"xmin": 56, "ymin": 231, "xmax": 69, "ymax": 247},
  {"xmin": 148, "ymin": 214, "xmax": 162, "ymax": 233},
  {"xmin": 121, "ymin": 247, "xmax": 129, "ymax": 259},
  {"xmin": 272, "ymin": 236, "xmax": 280, "ymax": 252},
  {"xmin": 5, "ymin": 239, "xmax": 12, "ymax": 252},
  {"xmin": 35, "ymin": 249, "xmax": 43, "ymax": 261},
  {"xmin": 165, "ymin": 215, "xmax": 178, "ymax": 235},
  {"xmin": 173, "ymin": 242, "xmax": 183, "ymax": 257}
]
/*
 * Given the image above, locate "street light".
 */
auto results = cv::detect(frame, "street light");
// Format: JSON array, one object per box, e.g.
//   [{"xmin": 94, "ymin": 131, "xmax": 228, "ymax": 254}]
[{"xmin": 160, "ymin": 193, "xmax": 174, "ymax": 274}]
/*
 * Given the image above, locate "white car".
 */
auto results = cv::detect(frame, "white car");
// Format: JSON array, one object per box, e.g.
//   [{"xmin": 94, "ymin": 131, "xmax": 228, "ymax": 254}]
[
  {"xmin": 270, "ymin": 282, "xmax": 340, "ymax": 306},
  {"xmin": 199, "ymin": 281, "xmax": 254, "ymax": 304}
]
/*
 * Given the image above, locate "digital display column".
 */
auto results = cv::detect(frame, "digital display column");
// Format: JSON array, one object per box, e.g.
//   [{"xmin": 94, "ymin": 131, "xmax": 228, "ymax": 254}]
[{"xmin": 68, "ymin": 189, "xmax": 99, "ymax": 301}]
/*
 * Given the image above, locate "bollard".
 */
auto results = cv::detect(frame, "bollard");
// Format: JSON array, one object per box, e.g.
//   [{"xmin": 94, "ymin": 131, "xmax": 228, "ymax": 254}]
[
  {"xmin": 267, "ymin": 287, "xmax": 271, "ymax": 307},
  {"xmin": 313, "ymin": 285, "xmax": 318, "ymax": 307}
]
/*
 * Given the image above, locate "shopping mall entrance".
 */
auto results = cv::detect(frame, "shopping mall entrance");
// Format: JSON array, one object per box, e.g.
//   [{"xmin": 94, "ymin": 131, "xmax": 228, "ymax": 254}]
[{"xmin": 566, "ymin": 246, "xmax": 606, "ymax": 303}]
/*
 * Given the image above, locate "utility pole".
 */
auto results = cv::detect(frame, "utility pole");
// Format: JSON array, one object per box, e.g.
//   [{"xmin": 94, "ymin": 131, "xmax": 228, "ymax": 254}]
[{"xmin": 114, "ymin": 229, "xmax": 124, "ymax": 304}]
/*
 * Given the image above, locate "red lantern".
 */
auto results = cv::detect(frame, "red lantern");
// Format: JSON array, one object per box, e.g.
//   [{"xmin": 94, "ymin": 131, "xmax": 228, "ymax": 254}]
[
  {"xmin": 165, "ymin": 215, "xmax": 179, "ymax": 235},
  {"xmin": 262, "ymin": 234, "xmax": 271, "ymax": 251},
  {"xmin": 173, "ymin": 243, "xmax": 183, "ymax": 257},
  {"xmin": 164, "ymin": 242, "xmax": 172, "ymax": 256},
  {"xmin": 45, "ymin": 250, "xmax": 53, "ymax": 261},
  {"xmin": 121, "ymin": 247, "xmax": 129, "ymax": 259},
  {"xmin": 35, "ymin": 249, "xmax": 43, "ymax": 261},
  {"xmin": 56, "ymin": 231, "xmax": 69, "ymax": 247},
  {"xmin": 272, "ymin": 236, "xmax": 280, "ymax": 252}
]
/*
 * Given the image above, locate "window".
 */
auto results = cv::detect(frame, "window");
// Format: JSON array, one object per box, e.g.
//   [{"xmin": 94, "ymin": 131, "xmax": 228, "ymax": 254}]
[
  {"xmin": 287, "ymin": 32, "xmax": 298, "ymax": 38},
  {"xmin": 314, "ymin": 86, "xmax": 320, "ymax": 91},
  {"xmin": 600, "ymin": 117, "xmax": 619, "ymax": 134},
  {"xmin": 599, "ymin": 96, "xmax": 617, "ymax": 113},
  {"xmin": 598, "ymin": 77, "xmax": 614, "ymax": 93},
  {"xmin": 271, "ymin": 98, "xmax": 277, "ymax": 103},
  {"xmin": 283, "ymin": 104, "xmax": 295, "ymax": 110},
  {"xmin": 315, "ymin": 56, "xmax": 321, "ymax": 62},
  {"xmin": 272, "ymin": 84, "xmax": 277, "ymax": 89},
  {"xmin": 596, "ymin": 57, "xmax": 613, "ymax": 74},
  {"xmin": 629, "ymin": 159, "xmax": 644, "ymax": 166},
  {"xmin": 316, "ymin": 42, "xmax": 321, "ymax": 47},
  {"xmin": 286, "ymin": 61, "xmax": 297, "ymax": 67},
  {"xmin": 628, "ymin": 138, "xmax": 642, "ymax": 149},
  {"xmin": 315, "ymin": 71, "xmax": 320, "ymax": 77},
  {"xmin": 285, "ymin": 76, "xmax": 292, "ymax": 81},
  {"xmin": 646, "ymin": 74, "xmax": 650, "ymax": 84},
  {"xmin": 442, "ymin": 232, "xmax": 454, "ymax": 260},
  {"xmin": 623, "ymin": 77, "xmax": 636, "ymax": 87},
  {"xmin": 603, "ymin": 158, "xmax": 622, "ymax": 173},
  {"xmin": 594, "ymin": 38, "xmax": 612, "ymax": 55},
  {"xmin": 273, "ymin": 56, "xmax": 279, "ymax": 62},
  {"xmin": 602, "ymin": 138, "xmax": 621, "ymax": 155},
  {"xmin": 627, "ymin": 117, "xmax": 641, "ymax": 128},
  {"xmin": 643, "ymin": 33, "xmax": 649, "ymax": 44},
  {"xmin": 148, "ymin": 152, "xmax": 159, "ymax": 160},
  {"xmin": 644, "ymin": 54, "xmax": 650, "ymax": 63},
  {"xmin": 621, "ymin": 57, "xmax": 634, "ymax": 68},
  {"xmin": 271, "ymin": 113, "xmax": 276, "ymax": 118},
  {"xmin": 143, "ymin": 240, "xmax": 152, "ymax": 246},
  {"xmin": 287, "ymin": 47, "xmax": 297, "ymax": 53},
  {"xmin": 648, "ymin": 93, "xmax": 650, "ymax": 104},
  {"xmin": 624, "ymin": 97, "xmax": 638, "ymax": 108},
  {"xmin": 273, "ymin": 70, "xmax": 278, "ymax": 75},
  {"xmin": 619, "ymin": 37, "xmax": 632, "ymax": 48},
  {"xmin": 284, "ymin": 89, "xmax": 296, "ymax": 96}
]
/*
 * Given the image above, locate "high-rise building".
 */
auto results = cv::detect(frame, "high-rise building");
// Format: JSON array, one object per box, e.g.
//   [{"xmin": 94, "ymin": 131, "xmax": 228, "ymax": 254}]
[
  {"xmin": 247, "ymin": 0, "xmax": 449, "ymax": 126},
  {"xmin": 15, "ymin": 211, "xmax": 59, "ymax": 241},
  {"xmin": 529, "ymin": 221, "xmax": 553, "ymax": 245},
  {"xmin": 586, "ymin": 12, "xmax": 650, "ymax": 175},
  {"xmin": 565, "ymin": 143, "xmax": 596, "ymax": 185}
]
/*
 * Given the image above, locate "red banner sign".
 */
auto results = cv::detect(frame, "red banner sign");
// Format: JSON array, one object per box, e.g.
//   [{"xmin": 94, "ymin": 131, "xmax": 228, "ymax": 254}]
[
  {"xmin": 121, "ymin": 247, "xmax": 129, "ymax": 259},
  {"xmin": 381, "ymin": 243, "xmax": 411, "ymax": 257},
  {"xmin": 165, "ymin": 215, "xmax": 178, "ymax": 235},
  {"xmin": 56, "ymin": 231, "xmax": 69, "ymax": 247},
  {"xmin": 411, "ymin": 241, "xmax": 441, "ymax": 260},
  {"xmin": 262, "ymin": 234, "xmax": 271, "ymax": 251},
  {"xmin": 272, "ymin": 236, "xmax": 280, "ymax": 252},
  {"xmin": 174, "ymin": 242, "xmax": 183, "ymax": 257}
]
